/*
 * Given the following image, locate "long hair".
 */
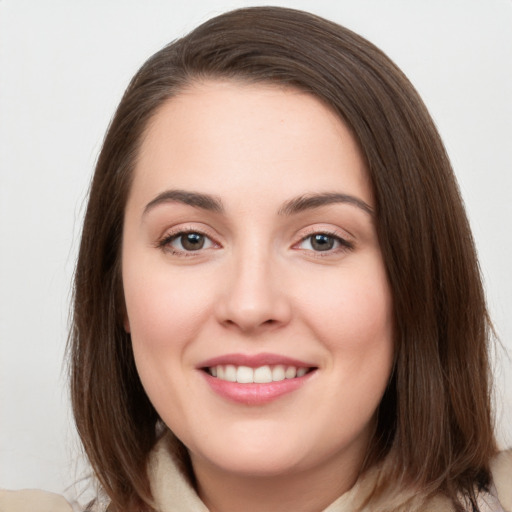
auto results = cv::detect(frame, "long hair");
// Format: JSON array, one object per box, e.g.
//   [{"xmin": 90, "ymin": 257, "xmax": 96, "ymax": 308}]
[{"xmin": 70, "ymin": 6, "xmax": 496, "ymax": 511}]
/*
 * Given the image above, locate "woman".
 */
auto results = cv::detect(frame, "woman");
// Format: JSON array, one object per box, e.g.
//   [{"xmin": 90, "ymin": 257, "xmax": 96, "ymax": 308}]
[{"xmin": 1, "ymin": 6, "xmax": 510, "ymax": 512}]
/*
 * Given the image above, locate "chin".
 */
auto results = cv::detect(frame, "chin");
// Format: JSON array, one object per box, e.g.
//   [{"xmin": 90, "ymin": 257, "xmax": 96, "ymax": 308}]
[{"xmin": 194, "ymin": 447, "xmax": 307, "ymax": 478}]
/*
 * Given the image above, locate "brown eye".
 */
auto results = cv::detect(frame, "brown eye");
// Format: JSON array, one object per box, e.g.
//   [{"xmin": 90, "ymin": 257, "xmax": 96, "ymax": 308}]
[
  {"xmin": 180, "ymin": 233, "xmax": 205, "ymax": 251},
  {"xmin": 161, "ymin": 231, "xmax": 215, "ymax": 253},
  {"xmin": 297, "ymin": 232, "xmax": 353, "ymax": 254},
  {"xmin": 310, "ymin": 234, "xmax": 335, "ymax": 251}
]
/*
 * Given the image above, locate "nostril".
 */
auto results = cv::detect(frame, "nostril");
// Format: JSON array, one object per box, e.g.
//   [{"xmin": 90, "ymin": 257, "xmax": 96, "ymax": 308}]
[{"xmin": 222, "ymin": 316, "xmax": 279, "ymax": 330}]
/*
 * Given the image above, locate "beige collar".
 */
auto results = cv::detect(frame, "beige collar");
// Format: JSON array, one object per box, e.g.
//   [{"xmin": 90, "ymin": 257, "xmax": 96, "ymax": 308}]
[
  {"xmin": 147, "ymin": 433, "xmax": 511, "ymax": 512},
  {"xmin": 148, "ymin": 434, "xmax": 389, "ymax": 512}
]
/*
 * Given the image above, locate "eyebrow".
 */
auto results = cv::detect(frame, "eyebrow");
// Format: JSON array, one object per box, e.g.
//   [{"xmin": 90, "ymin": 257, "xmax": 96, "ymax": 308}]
[
  {"xmin": 143, "ymin": 189, "xmax": 224, "ymax": 215},
  {"xmin": 278, "ymin": 192, "xmax": 373, "ymax": 216},
  {"xmin": 143, "ymin": 189, "xmax": 373, "ymax": 217}
]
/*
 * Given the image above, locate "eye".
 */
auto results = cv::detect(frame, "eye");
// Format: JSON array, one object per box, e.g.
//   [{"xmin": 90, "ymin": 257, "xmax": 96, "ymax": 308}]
[
  {"xmin": 298, "ymin": 232, "xmax": 352, "ymax": 253},
  {"xmin": 159, "ymin": 231, "xmax": 216, "ymax": 253}
]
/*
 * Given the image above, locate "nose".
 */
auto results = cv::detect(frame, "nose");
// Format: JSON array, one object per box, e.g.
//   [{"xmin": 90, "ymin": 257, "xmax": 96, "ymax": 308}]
[{"xmin": 215, "ymin": 248, "xmax": 292, "ymax": 333}]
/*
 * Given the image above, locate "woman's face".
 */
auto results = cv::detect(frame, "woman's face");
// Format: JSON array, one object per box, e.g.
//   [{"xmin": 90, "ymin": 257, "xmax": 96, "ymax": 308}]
[{"xmin": 122, "ymin": 81, "xmax": 394, "ymax": 481}]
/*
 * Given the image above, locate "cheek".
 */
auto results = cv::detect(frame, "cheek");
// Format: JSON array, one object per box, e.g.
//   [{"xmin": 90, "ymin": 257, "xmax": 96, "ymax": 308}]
[
  {"xmin": 299, "ymin": 261, "xmax": 393, "ymax": 354},
  {"xmin": 122, "ymin": 264, "xmax": 215, "ymax": 411},
  {"xmin": 123, "ymin": 258, "xmax": 215, "ymax": 351},
  {"xmin": 298, "ymin": 257, "xmax": 395, "ymax": 419},
  {"xmin": 310, "ymin": 267, "xmax": 394, "ymax": 420},
  {"xmin": 122, "ymin": 258, "xmax": 225, "ymax": 412}
]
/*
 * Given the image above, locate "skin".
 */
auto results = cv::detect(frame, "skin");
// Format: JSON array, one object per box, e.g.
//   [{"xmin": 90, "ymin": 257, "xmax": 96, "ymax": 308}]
[{"xmin": 122, "ymin": 81, "xmax": 394, "ymax": 512}]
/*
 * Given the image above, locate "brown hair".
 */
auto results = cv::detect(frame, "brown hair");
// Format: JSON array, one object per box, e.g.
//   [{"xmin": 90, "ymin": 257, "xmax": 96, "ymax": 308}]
[{"xmin": 70, "ymin": 6, "xmax": 496, "ymax": 511}]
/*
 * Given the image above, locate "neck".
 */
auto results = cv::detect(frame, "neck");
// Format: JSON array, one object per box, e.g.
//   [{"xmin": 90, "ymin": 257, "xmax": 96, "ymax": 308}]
[{"xmin": 191, "ymin": 449, "xmax": 364, "ymax": 512}]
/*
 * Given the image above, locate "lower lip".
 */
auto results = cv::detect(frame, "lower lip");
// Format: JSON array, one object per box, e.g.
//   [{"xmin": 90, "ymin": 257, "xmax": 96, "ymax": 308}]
[{"xmin": 201, "ymin": 371, "xmax": 315, "ymax": 405}]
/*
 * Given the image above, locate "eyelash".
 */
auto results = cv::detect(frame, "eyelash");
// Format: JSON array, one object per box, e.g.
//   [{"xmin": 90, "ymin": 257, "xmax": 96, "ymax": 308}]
[
  {"xmin": 295, "ymin": 229, "xmax": 354, "ymax": 256},
  {"xmin": 156, "ymin": 228, "xmax": 354, "ymax": 257},
  {"xmin": 157, "ymin": 228, "xmax": 219, "ymax": 256}
]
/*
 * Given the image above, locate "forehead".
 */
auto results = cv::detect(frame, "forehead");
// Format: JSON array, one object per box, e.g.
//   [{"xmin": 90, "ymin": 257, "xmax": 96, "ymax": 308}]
[{"xmin": 131, "ymin": 80, "xmax": 372, "ymax": 209}]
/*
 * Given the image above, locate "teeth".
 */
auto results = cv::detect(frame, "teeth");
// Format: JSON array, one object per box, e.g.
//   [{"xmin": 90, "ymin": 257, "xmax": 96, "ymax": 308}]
[
  {"xmin": 271, "ymin": 365, "xmax": 285, "ymax": 382},
  {"xmin": 285, "ymin": 366, "xmax": 297, "ymax": 379},
  {"xmin": 297, "ymin": 367, "xmax": 307, "ymax": 377},
  {"xmin": 208, "ymin": 364, "xmax": 310, "ymax": 383},
  {"xmin": 254, "ymin": 366, "xmax": 272, "ymax": 383},
  {"xmin": 236, "ymin": 366, "xmax": 254, "ymax": 383},
  {"xmin": 225, "ymin": 365, "xmax": 237, "ymax": 382}
]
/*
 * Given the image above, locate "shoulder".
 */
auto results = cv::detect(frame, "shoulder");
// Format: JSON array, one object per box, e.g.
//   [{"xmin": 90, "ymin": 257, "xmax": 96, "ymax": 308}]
[
  {"xmin": 491, "ymin": 449, "xmax": 512, "ymax": 510},
  {"xmin": 0, "ymin": 489, "xmax": 73, "ymax": 512},
  {"xmin": 363, "ymin": 449, "xmax": 512, "ymax": 512},
  {"xmin": 419, "ymin": 450, "xmax": 512, "ymax": 512}
]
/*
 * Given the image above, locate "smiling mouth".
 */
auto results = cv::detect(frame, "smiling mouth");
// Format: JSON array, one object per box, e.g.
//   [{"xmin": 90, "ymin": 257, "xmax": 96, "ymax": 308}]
[{"xmin": 203, "ymin": 364, "xmax": 316, "ymax": 384}]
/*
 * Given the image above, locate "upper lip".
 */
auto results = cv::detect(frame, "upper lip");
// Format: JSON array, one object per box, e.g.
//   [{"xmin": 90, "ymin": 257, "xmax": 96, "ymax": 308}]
[{"xmin": 197, "ymin": 352, "xmax": 316, "ymax": 369}]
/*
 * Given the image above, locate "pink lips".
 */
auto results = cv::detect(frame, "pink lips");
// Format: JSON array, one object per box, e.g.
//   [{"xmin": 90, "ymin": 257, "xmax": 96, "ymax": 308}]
[
  {"xmin": 198, "ymin": 353, "xmax": 316, "ymax": 405},
  {"xmin": 199, "ymin": 353, "xmax": 314, "ymax": 369}
]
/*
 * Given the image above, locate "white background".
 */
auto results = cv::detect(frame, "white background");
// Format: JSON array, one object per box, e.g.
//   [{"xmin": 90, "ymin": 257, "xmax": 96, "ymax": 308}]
[{"xmin": 1, "ymin": 0, "xmax": 511, "ymax": 495}]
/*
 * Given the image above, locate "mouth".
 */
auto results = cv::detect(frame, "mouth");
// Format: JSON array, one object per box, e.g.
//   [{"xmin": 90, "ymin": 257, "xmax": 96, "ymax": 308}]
[
  {"xmin": 198, "ymin": 354, "xmax": 318, "ymax": 405},
  {"xmin": 203, "ymin": 364, "xmax": 315, "ymax": 383}
]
